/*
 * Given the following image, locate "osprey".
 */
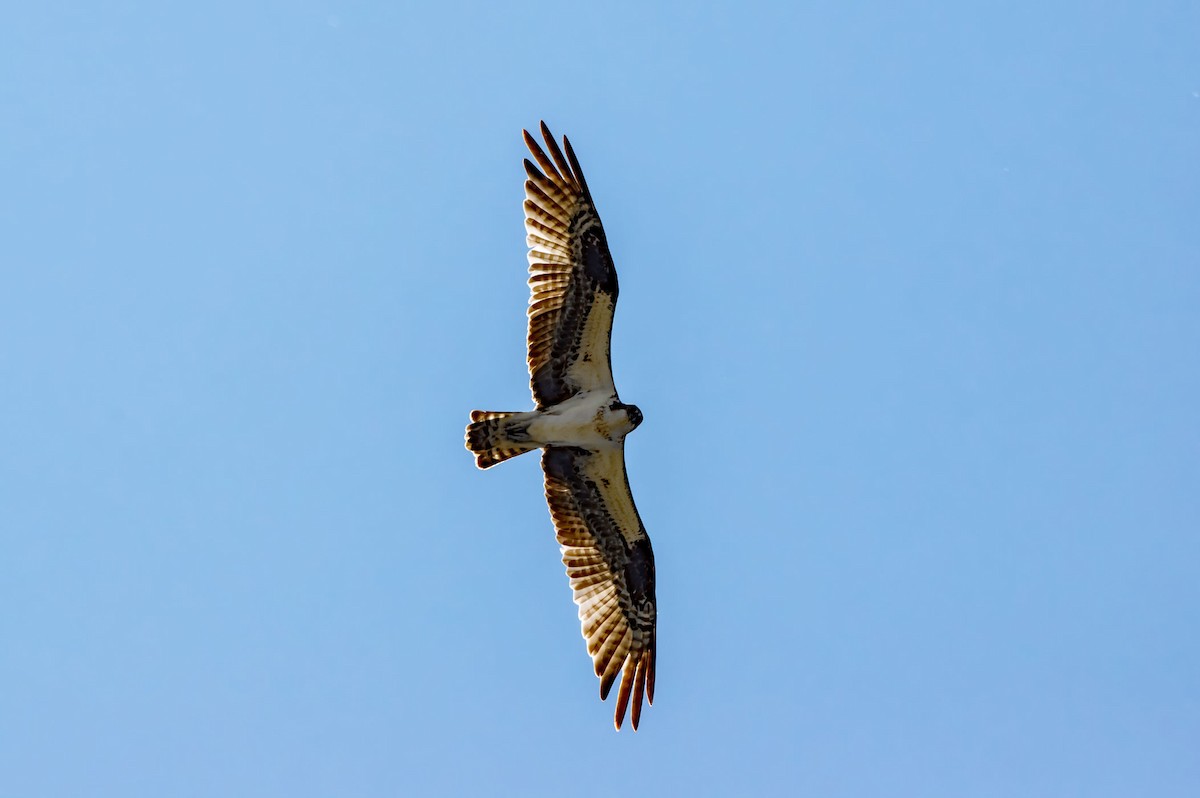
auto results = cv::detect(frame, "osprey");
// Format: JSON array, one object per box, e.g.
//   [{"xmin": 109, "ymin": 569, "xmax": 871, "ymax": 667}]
[{"xmin": 465, "ymin": 123, "xmax": 657, "ymax": 731}]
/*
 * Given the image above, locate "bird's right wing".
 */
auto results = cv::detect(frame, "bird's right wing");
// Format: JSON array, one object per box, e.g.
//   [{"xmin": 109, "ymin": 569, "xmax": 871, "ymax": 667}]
[{"xmin": 522, "ymin": 123, "xmax": 620, "ymax": 408}]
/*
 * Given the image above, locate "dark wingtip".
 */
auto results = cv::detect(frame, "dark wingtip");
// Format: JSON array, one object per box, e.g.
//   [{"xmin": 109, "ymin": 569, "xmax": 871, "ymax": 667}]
[
  {"xmin": 525, "ymin": 125, "xmax": 565, "ymax": 182},
  {"xmin": 646, "ymin": 646, "xmax": 656, "ymax": 705},
  {"xmin": 561, "ymin": 134, "xmax": 591, "ymax": 199},
  {"xmin": 612, "ymin": 662, "xmax": 635, "ymax": 731},
  {"xmin": 535, "ymin": 123, "xmax": 575, "ymax": 189},
  {"xmin": 599, "ymin": 668, "xmax": 618, "ymax": 701},
  {"xmin": 630, "ymin": 656, "xmax": 647, "ymax": 730}
]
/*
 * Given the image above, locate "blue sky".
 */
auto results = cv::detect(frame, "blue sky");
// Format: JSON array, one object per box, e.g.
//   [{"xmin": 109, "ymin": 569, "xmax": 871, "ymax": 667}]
[{"xmin": 3, "ymin": 2, "xmax": 1198, "ymax": 795}]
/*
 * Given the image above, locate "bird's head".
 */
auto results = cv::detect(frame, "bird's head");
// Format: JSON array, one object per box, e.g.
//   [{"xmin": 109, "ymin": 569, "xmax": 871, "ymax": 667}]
[
  {"xmin": 626, "ymin": 404, "xmax": 644, "ymax": 429},
  {"xmin": 608, "ymin": 400, "xmax": 644, "ymax": 431}
]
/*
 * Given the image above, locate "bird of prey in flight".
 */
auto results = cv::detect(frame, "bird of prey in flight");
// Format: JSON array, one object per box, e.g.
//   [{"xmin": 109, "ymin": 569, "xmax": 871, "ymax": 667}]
[{"xmin": 465, "ymin": 122, "xmax": 657, "ymax": 731}]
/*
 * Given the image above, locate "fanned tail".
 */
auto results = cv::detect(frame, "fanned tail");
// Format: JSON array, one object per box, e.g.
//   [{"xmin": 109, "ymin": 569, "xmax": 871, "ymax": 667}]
[{"xmin": 464, "ymin": 410, "xmax": 538, "ymax": 469}]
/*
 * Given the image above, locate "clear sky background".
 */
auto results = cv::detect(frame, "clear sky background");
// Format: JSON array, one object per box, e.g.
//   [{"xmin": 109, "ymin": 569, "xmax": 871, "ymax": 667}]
[{"xmin": 3, "ymin": 2, "xmax": 1198, "ymax": 796}]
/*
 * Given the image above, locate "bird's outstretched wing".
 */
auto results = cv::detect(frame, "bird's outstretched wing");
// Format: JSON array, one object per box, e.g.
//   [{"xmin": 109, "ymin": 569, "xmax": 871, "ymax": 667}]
[
  {"xmin": 522, "ymin": 122, "xmax": 619, "ymax": 408},
  {"xmin": 542, "ymin": 445, "xmax": 656, "ymax": 730}
]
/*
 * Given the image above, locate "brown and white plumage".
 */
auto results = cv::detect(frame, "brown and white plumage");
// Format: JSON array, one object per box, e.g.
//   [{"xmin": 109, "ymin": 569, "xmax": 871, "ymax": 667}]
[
  {"xmin": 464, "ymin": 123, "xmax": 657, "ymax": 731},
  {"xmin": 522, "ymin": 123, "xmax": 619, "ymax": 408},
  {"xmin": 543, "ymin": 446, "xmax": 656, "ymax": 730}
]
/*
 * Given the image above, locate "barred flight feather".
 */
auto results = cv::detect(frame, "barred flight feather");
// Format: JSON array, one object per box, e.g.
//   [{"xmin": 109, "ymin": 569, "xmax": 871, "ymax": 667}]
[
  {"xmin": 521, "ymin": 123, "xmax": 618, "ymax": 408},
  {"xmin": 542, "ymin": 444, "xmax": 656, "ymax": 730}
]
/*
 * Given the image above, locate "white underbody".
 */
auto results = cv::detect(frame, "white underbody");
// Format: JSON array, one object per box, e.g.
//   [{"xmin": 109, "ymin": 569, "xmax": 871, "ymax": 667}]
[{"xmin": 525, "ymin": 390, "xmax": 633, "ymax": 450}]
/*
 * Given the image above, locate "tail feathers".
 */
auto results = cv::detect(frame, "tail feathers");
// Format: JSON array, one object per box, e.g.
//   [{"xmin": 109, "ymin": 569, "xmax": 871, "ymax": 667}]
[{"xmin": 465, "ymin": 410, "xmax": 538, "ymax": 469}]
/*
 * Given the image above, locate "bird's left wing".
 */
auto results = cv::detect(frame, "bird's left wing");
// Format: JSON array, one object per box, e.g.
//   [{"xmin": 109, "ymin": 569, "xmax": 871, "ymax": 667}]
[{"xmin": 541, "ymin": 445, "xmax": 657, "ymax": 730}]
